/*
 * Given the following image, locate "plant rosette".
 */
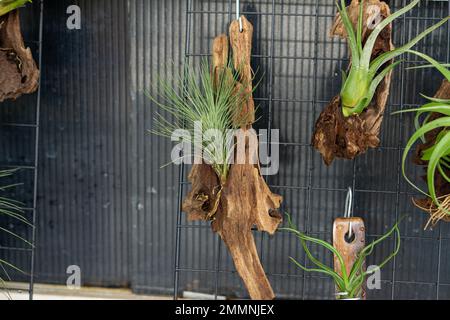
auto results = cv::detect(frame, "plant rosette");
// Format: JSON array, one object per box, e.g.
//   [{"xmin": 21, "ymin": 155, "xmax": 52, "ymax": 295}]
[
  {"xmin": 281, "ymin": 214, "xmax": 401, "ymax": 300},
  {"xmin": 393, "ymin": 52, "xmax": 450, "ymax": 227},
  {"xmin": 313, "ymin": 0, "xmax": 449, "ymax": 165}
]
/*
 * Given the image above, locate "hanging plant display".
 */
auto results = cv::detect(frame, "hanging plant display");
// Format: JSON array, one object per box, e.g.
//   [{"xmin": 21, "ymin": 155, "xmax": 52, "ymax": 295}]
[
  {"xmin": 282, "ymin": 214, "xmax": 401, "ymax": 300},
  {"xmin": 0, "ymin": 0, "xmax": 39, "ymax": 102},
  {"xmin": 312, "ymin": 0, "xmax": 448, "ymax": 165},
  {"xmin": 394, "ymin": 53, "xmax": 450, "ymax": 228},
  {"xmin": 149, "ymin": 16, "xmax": 282, "ymax": 300}
]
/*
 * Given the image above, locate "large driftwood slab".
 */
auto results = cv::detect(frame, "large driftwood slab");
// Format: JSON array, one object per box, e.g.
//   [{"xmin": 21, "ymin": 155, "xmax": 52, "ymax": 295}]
[
  {"xmin": 0, "ymin": 10, "xmax": 39, "ymax": 102},
  {"xmin": 182, "ymin": 16, "xmax": 282, "ymax": 300},
  {"xmin": 413, "ymin": 80, "xmax": 450, "ymax": 224},
  {"xmin": 312, "ymin": 0, "xmax": 393, "ymax": 165}
]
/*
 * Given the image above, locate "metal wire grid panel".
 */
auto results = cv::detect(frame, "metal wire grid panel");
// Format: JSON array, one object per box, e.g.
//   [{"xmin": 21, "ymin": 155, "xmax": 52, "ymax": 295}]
[
  {"xmin": 0, "ymin": 0, "xmax": 44, "ymax": 300},
  {"xmin": 173, "ymin": 0, "xmax": 450, "ymax": 300}
]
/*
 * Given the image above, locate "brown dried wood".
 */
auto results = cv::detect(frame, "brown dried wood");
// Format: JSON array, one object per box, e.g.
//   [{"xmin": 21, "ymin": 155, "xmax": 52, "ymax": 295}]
[
  {"xmin": 0, "ymin": 10, "xmax": 39, "ymax": 102},
  {"xmin": 312, "ymin": 0, "xmax": 393, "ymax": 165},
  {"xmin": 333, "ymin": 217, "xmax": 366, "ymax": 299},
  {"xmin": 182, "ymin": 16, "xmax": 282, "ymax": 300}
]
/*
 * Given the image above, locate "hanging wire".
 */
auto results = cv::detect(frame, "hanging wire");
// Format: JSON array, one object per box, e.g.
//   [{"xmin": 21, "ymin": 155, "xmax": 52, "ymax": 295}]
[
  {"xmin": 344, "ymin": 187, "xmax": 353, "ymax": 238},
  {"xmin": 236, "ymin": 0, "xmax": 243, "ymax": 32}
]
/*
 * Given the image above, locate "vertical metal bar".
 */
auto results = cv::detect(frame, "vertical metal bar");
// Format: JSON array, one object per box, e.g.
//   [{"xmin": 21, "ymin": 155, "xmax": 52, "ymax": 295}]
[
  {"xmin": 173, "ymin": 0, "xmax": 192, "ymax": 300},
  {"xmin": 436, "ymin": 0, "xmax": 450, "ymax": 301},
  {"xmin": 301, "ymin": 0, "xmax": 320, "ymax": 300},
  {"xmin": 391, "ymin": 0, "xmax": 408, "ymax": 300},
  {"xmin": 29, "ymin": 0, "xmax": 44, "ymax": 300}
]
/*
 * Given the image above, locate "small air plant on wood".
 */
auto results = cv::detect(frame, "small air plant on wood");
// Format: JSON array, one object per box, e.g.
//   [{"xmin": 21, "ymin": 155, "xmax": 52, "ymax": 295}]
[
  {"xmin": 0, "ymin": 0, "xmax": 39, "ymax": 102},
  {"xmin": 0, "ymin": 168, "xmax": 32, "ymax": 298},
  {"xmin": 313, "ymin": 0, "xmax": 449, "ymax": 165},
  {"xmin": 393, "ymin": 52, "xmax": 450, "ymax": 228},
  {"xmin": 282, "ymin": 214, "xmax": 401, "ymax": 300},
  {"xmin": 148, "ymin": 60, "xmax": 250, "ymax": 219}
]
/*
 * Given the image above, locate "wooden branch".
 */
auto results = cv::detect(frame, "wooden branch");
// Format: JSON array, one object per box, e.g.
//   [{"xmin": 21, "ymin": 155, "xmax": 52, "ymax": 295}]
[
  {"xmin": 182, "ymin": 16, "xmax": 282, "ymax": 300},
  {"xmin": 312, "ymin": 0, "xmax": 393, "ymax": 165},
  {"xmin": 0, "ymin": 10, "xmax": 39, "ymax": 102}
]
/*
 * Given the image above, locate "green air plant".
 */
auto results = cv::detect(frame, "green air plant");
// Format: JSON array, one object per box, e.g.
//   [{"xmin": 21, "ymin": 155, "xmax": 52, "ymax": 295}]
[
  {"xmin": 0, "ymin": 0, "xmax": 31, "ymax": 17},
  {"xmin": 281, "ymin": 214, "xmax": 401, "ymax": 300},
  {"xmin": 337, "ymin": 0, "xmax": 449, "ymax": 117},
  {"xmin": 147, "ymin": 60, "xmax": 252, "ymax": 217},
  {"xmin": 0, "ymin": 169, "xmax": 32, "ymax": 298},
  {"xmin": 393, "ymin": 52, "xmax": 450, "ymax": 226}
]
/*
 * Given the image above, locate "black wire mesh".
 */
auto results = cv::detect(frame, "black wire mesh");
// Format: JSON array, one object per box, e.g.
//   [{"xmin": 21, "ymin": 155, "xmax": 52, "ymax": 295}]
[
  {"xmin": 0, "ymin": 0, "xmax": 44, "ymax": 299},
  {"xmin": 173, "ymin": 0, "xmax": 450, "ymax": 300}
]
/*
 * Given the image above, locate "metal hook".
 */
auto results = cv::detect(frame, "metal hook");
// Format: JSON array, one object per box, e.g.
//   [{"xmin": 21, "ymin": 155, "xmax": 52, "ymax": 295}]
[
  {"xmin": 344, "ymin": 187, "xmax": 353, "ymax": 238},
  {"xmin": 236, "ymin": 0, "xmax": 243, "ymax": 32}
]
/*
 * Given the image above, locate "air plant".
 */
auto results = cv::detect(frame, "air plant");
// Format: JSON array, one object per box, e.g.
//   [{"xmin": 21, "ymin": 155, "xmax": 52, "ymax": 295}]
[
  {"xmin": 0, "ymin": 0, "xmax": 31, "ymax": 17},
  {"xmin": 337, "ymin": 0, "xmax": 449, "ymax": 117},
  {"xmin": 393, "ymin": 52, "xmax": 450, "ymax": 227},
  {"xmin": 147, "ymin": 60, "xmax": 252, "ymax": 218},
  {"xmin": 281, "ymin": 214, "xmax": 401, "ymax": 300},
  {"xmin": 0, "ymin": 168, "xmax": 32, "ymax": 298}
]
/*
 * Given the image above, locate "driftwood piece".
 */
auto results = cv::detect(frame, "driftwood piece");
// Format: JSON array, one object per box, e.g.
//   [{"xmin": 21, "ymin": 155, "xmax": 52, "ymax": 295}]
[
  {"xmin": 412, "ymin": 80, "xmax": 450, "ymax": 224},
  {"xmin": 333, "ymin": 217, "xmax": 366, "ymax": 299},
  {"xmin": 312, "ymin": 0, "xmax": 393, "ymax": 165},
  {"xmin": 182, "ymin": 16, "xmax": 282, "ymax": 300},
  {"xmin": 0, "ymin": 10, "xmax": 39, "ymax": 102}
]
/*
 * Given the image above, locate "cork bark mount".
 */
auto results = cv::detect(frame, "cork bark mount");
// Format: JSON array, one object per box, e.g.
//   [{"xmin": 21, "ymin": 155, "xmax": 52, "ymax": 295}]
[
  {"xmin": 0, "ymin": 10, "xmax": 39, "ymax": 103},
  {"xmin": 182, "ymin": 16, "xmax": 283, "ymax": 300},
  {"xmin": 312, "ymin": 0, "xmax": 393, "ymax": 166},
  {"xmin": 412, "ymin": 80, "xmax": 450, "ymax": 225}
]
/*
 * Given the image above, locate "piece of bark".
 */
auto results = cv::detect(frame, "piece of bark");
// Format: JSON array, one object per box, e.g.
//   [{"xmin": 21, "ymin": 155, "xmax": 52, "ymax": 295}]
[
  {"xmin": 333, "ymin": 217, "xmax": 366, "ymax": 299},
  {"xmin": 0, "ymin": 10, "xmax": 39, "ymax": 102},
  {"xmin": 229, "ymin": 16, "xmax": 255, "ymax": 127},
  {"xmin": 181, "ymin": 17, "xmax": 283, "ymax": 300},
  {"xmin": 312, "ymin": 0, "xmax": 393, "ymax": 165},
  {"xmin": 412, "ymin": 80, "xmax": 450, "ymax": 224}
]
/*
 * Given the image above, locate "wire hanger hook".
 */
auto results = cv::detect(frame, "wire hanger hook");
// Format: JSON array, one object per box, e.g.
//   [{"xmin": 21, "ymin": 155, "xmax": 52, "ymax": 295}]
[
  {"xmin": 236, "ymin": 0, "xmax": 243, "ymax": 32},
  {"xmin": 344, "ymin": 187, "xmax": 353, "ymax": 238}
]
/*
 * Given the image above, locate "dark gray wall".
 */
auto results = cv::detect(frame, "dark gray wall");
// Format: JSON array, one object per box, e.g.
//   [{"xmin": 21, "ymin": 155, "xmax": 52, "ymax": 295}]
[{"xmin": 1, "ymin": 0, "xmax": 449, "ymax": 299}]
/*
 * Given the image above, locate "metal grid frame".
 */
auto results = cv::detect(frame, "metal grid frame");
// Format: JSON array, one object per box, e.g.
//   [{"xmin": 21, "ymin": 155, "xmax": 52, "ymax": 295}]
[
  {"xmin": 173, "ymin": 0, "xmax": 450, "ymax": 300},
  {"xmin": 0, "ymin": 0, "xmax": 44, "ymax": 300}
]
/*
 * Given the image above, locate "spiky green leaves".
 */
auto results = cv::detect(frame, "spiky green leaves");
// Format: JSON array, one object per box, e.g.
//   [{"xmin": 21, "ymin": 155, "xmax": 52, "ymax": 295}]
[
  {"xmin": 147, "ymin": 60, "xmax": 251, "ymax": 184},
  {"xmin": 0, "ymin": 169, "xmax": 31, "ymax": 297},
  {"xmin": 394, "ymin": 53, "xmax": 450, "ymax": 221},
  {"xmin": 338, "ymin": 0, "xmax": 449, "ymax": 117},
  {"xmin": 281, "ymin": 214, "xmax": 401, "ymax": 299},
  {"xmin": 0, "ymin": 0, "xmax": 31, "ymax": 17}
]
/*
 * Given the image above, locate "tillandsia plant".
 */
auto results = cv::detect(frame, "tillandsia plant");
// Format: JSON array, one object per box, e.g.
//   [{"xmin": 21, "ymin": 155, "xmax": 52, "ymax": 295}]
[
  {"xmin": 337, "ymin": 0, "xmax": 449, "ymax": 117},
  {"xmin": 0, "ymin": 169, "xmax": 32, "ymax": 298},
  {"xmin": 281, "ymin": 214, "xmax": 401, "ymax": 300},
  {"xmin": 393, "ymin": 52, "xmax": 450, "ymax": 227},
  {"xmin": 147, "ymin": 59, "xmax": 253, "ymax": 217},
  {"xmin": 0, "ymin": 0, "xmax": 31, "ymax": 17}
]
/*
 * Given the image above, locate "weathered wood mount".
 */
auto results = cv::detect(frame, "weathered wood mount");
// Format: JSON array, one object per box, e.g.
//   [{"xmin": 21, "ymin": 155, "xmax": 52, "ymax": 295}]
[
  {"xmin": 313, "ymin": 0, "xmax": 393, "ymax": 165},
  {"xmin": 182, "ymin": 16, "xmax": 282, "ymax": 300},
  {"xmin": 0, "ymin": 10, "xmax": 39, "ymax": 102}
]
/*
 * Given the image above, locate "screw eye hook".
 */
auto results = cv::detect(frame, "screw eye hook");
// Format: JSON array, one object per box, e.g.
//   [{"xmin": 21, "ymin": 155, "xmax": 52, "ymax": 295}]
[
  {"xmin": 236, "ymin": 0, "xmax": 243, "ymax": 32},
  {"xmin": 344, "ymin": 187, "xmax": 353, "ymax": 238}
]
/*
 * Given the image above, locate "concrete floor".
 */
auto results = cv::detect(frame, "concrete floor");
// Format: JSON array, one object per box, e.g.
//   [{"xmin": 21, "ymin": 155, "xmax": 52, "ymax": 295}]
[{"xmin": 0, "ymin": 282, "xmax": 171, "ymax": 300}]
